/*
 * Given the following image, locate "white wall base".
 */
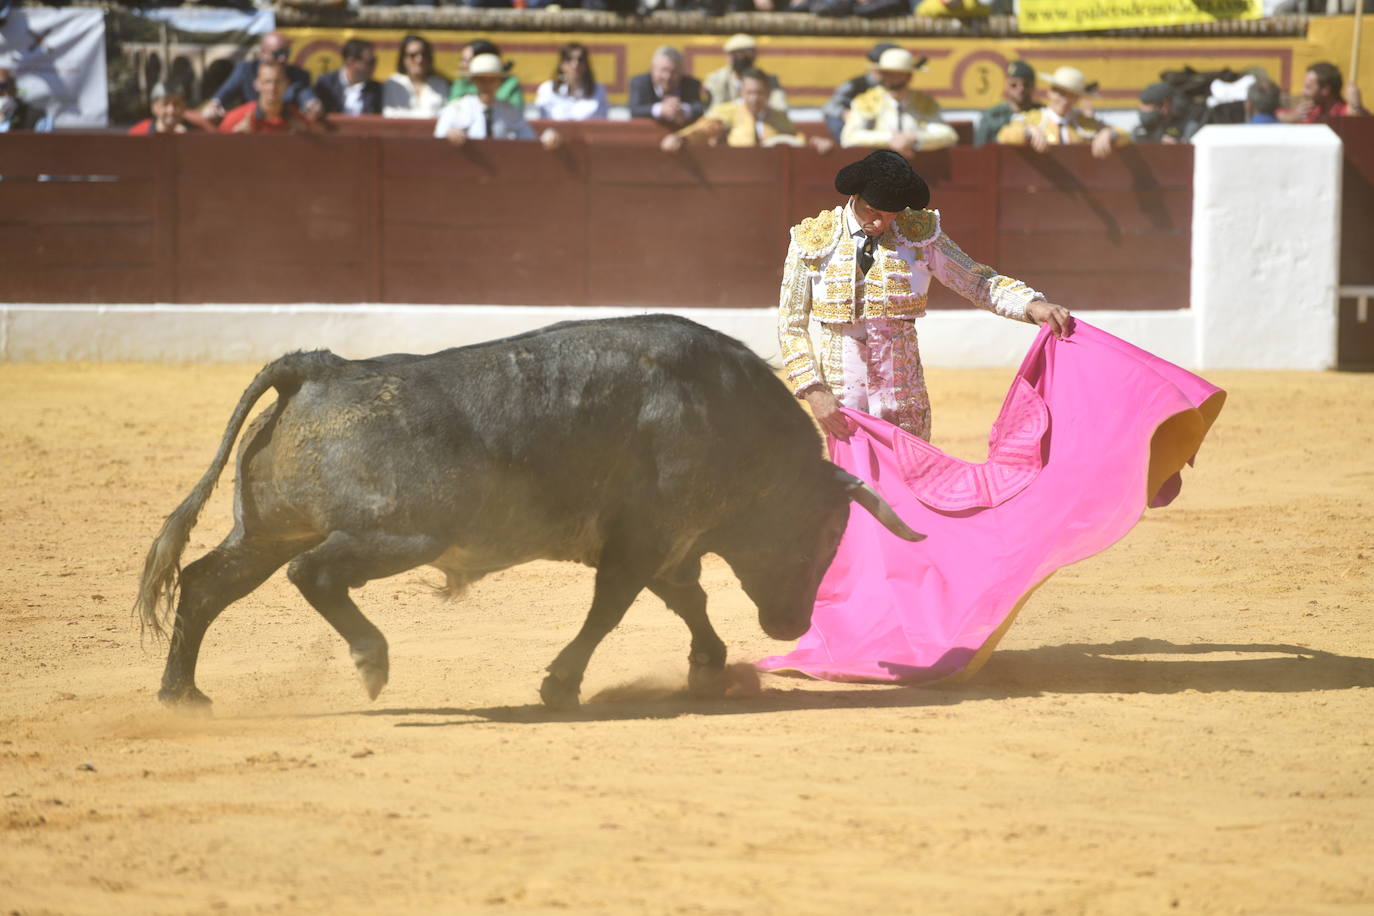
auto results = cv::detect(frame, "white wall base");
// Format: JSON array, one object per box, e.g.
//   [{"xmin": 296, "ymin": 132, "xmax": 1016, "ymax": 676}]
[{"xmin": 1, "ymin": 303, "xmax": 1197, "ymax": 369}]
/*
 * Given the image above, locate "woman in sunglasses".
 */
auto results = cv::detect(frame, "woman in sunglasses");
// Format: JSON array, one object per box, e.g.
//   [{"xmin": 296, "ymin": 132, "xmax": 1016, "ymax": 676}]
[
  {"xmin": 533, "ymin": 43, "xmax": 608, "ymax": 121},
  {"xmin": 383, "ymin": 34, "xmax": 451, "ymax": 119}
]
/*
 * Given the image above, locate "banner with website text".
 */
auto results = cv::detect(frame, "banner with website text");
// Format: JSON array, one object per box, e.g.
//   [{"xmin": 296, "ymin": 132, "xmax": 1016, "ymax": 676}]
[{"xmin": 1016, "ymin": 0, "xmax": 1262, "ymax": 34}]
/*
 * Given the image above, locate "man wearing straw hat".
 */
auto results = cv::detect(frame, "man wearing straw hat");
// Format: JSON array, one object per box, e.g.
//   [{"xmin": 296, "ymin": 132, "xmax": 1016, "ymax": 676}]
[
  {"xmin": 703, "ymin": 34, "xmax": 787, "ymax": 111},
  {"xmin": 995, "ymin": 66, "xmax": 1127, "ymax": 159},
  {"xmin": 841, "ymin": 48, "xmax": 956, "ymax": 154},
  {"xmin": 778, "ymin": 150, "xmax": 1072, "ymax": 441},
  {"xmin": 435, "ymin": 52, "xmax": 562, "ymax": 149}
]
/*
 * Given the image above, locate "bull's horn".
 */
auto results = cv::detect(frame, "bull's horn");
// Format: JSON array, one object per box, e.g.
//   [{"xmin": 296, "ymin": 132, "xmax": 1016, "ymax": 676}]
[{"xmin": 833, "ymin": 467, "xmax": 926, "ymax": 542}]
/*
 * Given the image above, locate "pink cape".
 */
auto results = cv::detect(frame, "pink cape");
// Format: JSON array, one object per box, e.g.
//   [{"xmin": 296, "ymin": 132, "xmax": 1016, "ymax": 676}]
[{"xmin": 757, "ymin": 321, "xmax": 1225, "ymax": 684}]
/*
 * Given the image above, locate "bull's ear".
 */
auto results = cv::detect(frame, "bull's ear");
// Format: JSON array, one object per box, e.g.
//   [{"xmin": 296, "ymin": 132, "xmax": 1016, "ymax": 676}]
[{"xmin": 831, "ymin": 465, "xmax": 926, "ymax": 542}]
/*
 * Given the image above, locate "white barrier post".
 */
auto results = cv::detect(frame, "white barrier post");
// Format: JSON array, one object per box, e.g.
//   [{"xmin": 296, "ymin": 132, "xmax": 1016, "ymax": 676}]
[{"xmin": 1190, "ymin": 124, "xmax": 1343, "ymax": 370}]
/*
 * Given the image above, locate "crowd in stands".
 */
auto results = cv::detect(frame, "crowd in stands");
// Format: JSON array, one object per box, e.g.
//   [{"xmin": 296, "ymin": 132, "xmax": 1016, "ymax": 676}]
[{"xmin": 2, "ymin": 28, "xmax": 1365, "ymax": 146}]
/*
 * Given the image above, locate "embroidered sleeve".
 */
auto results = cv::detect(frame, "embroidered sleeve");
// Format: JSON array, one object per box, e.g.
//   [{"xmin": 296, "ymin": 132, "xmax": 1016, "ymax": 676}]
[
  {"xmin": 777, "ymin": 239, "xmax": 824, "ymax": 397},
  {"xmin": 912, "ymin": 121, "xmax": 958, "ymax": 151},
  {"xmin": 927, "ymin": 231, "xmax": 1042, "ymax": 322},
  {"xmin": 676, "ymin": 103, "xmax": 730, "ymax": 144}
]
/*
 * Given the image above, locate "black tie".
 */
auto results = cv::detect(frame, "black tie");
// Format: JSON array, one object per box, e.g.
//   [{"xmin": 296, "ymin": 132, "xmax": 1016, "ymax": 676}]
[
  {"xmin": 860, "ymin": 234, "xmax": 879, "ymax": 275},
  {"xmin": 484, "ymin": 106, "xmax": 495, "ymax": 139}
]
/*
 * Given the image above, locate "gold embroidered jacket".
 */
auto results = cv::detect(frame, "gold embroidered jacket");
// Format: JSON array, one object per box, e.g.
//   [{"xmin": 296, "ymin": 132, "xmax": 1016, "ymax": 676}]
[{"xmin": 778, "ymin": 206, "xmax": 1043, "ymax": 396}]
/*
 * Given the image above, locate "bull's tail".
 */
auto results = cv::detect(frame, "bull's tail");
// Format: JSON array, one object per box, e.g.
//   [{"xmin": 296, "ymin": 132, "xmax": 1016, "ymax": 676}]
[{"xmin": 133, "ymin": 350, "xmax": 344, "ymax": 640}]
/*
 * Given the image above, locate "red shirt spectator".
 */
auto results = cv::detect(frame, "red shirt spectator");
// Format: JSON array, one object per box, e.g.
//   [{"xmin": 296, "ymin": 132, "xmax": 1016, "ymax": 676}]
[
  {"xmin": 1280, "ymin": 62, "xmax": 1366, "ymax": 124},
  {"xmin": 218, "ymin": 62, "xmax": 311, "ymax": 134},
  {"xmin": 218, "ymin": 101, "xmax": 309, "ymax": 134}
]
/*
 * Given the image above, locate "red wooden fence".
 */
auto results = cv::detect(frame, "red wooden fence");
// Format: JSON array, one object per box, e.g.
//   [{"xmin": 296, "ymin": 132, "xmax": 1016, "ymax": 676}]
[{"xmin": 1, "ymin": 133, "xmax": 1193, "ymax": 311}]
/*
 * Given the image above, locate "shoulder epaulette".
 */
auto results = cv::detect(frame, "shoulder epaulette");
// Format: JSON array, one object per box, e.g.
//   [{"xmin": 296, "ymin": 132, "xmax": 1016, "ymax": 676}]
[
  {"xmin": 850, "ymin": 85, "xmax": 885, "ymax": 116},
  {"xmin": 790, "ymin": 208, "xmax": 843, "ymax": 259},
  {"xmin": 895, "ymin": 208, "xmax": 941, "ymax": 247}
]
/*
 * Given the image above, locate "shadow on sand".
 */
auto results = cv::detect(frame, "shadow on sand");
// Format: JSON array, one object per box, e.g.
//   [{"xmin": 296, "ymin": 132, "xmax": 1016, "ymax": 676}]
[{"xmin": 293, "ymin": 638, "xmax": 1374, "ymax": 727}]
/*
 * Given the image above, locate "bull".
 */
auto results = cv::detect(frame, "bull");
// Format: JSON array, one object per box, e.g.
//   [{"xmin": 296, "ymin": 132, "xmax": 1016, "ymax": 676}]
[{"xmin": 135, "ymin": 315, "xmax": 922, "ymax": 710}]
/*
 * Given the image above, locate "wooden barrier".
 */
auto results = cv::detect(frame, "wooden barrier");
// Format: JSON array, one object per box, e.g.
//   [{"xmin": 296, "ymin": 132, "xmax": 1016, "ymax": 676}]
[
  {"xmin": 1328, "ymin": 117, "xmax": 1374, "ymax": 369},
  {"xmin": 0, "ymin": 133, "xmax": 1192, "ymax": 311}
]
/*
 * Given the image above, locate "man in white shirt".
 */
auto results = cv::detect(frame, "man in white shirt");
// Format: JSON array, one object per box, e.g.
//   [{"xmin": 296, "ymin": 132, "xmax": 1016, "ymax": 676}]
[
  {"xmin": 840, "ymin": 48, "xmax": 957, "ymax": 154},
  {"xmin": 435, "ymin": 53, "xmax": 562, "ymax": 149}
]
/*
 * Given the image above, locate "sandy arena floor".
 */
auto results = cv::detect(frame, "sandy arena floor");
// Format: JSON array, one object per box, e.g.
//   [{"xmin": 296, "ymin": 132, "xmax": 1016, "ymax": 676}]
[{"xmin": 0, "ymin": 360, "xmax": 1371, "ymax": 915}]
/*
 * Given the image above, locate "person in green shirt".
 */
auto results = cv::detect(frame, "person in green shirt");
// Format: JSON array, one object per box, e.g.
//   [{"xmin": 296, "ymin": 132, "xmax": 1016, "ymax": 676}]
[
  {"xmin": 974, "ymin": 60, "xmax": 1040, "ymax": 147},
  {"xmin": 449, "ymin": 39, "xmax": 524, "ymax": 110}
]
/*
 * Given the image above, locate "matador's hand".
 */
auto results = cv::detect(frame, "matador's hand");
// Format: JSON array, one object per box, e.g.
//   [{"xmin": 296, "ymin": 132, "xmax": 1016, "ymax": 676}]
[
  {"xmin": 1027, "ymin": 300, "xmax": 1073, "ymax": 338},
  {"xmin": 804, "ymin": 388, "xmax": 855, "ymax": 441}
]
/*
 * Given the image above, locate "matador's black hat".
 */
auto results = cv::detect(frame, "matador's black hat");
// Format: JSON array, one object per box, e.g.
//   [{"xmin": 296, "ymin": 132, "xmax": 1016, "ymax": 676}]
[{"xmin": 834, "ymin": 150, "xmax": 930, "ymax": 212}]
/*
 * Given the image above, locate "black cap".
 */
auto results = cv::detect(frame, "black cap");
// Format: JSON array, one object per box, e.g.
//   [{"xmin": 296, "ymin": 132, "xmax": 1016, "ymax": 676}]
[
  {"xmin": 1139, "ymin": 82, "xmax": 1172, "ymax": 105},
  {"xmin": 1007, "ymin": 60, "xmax": 1035, "ymax": 81},
  {"xmin": 834, "ymin": 150, "xmax": 930, "ymax": 213}
]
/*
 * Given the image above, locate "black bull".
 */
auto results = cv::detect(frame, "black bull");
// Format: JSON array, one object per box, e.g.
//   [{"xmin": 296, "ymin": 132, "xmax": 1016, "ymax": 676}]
[{"xmin": 135, "ymin": 315, "xmax": 922, "ymax": 710}]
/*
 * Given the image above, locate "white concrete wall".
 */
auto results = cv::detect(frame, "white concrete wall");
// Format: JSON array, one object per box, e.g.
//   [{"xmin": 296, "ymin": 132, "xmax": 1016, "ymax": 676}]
[
  {"xmin": 1190, "ymin": 124, "xmax": 1344, "ymax": 370},
  {"xmin": 0, "ymin": 126, "xmax": 1344, "ymax": 369}
]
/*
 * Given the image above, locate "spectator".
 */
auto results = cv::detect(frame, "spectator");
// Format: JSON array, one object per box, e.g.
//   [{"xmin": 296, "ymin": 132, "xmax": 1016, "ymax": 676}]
[
  {"xmin": 314, "ymin": 38, "xmax": 382, "ymax": 116},
  {"xmin": 629, "ymin": 46, "xmax": 706, "ymax": 129},
  {"xmin": 996, "ymin": 66, "xmax": 1127, "ymax": 159},
  {"xmin": 841, "ymin": 48, "xmax": 956, "ymax": 154},
  {"xmin": 822, "ymin": 42, "xmax": 900, "ymax": 142},
  {"xmin": 913, "ymin": 0, "xmax": 992, "ymax": 17},
  {"xmin": 128, "ymin": 83, "xmax": 197, "ymax": 135},
  {"xmin": 1133, "ymin": 82, "xmax": 1187, "ymax": 144},
  {"xmin": 1246, "ymin": 78, "xmax": 1281, "ymax": 124},
  {"xmin": 974, "ymin": 60, "xmax": 1040, "ymax": 147},
  {"xmin": 1279, "ymin": 62, "xmax": 1366, "ymax": 123},
  {"xmin": 435, "ymin": 53, "xmax": 562, "ymax": 150},
  {"xmin": 0, "ymin": 67, "xmax": 51, "ymax": 132},
  {"xmin": 534, "ymin": 42, "xmax": 608, "ymax": 121},
  {"xmin": 661, "ymin": 68, "xmax": 833, "ymax": 152},
  {"xmin": 383, "ymin": 35, "xmax": 450, "ymax": 119},
  {"xmin": 449, "ymin": 40, "xmax": 524, "ymax": 111},
  {"xmin": 219, "ymin": 63, "xmax": 313, "ymax": 134},
  {"xmin": 702, "ymin": 35, "xmax": 787, "ymax": 111},
  {"xmin": 203, "ymin": 31, "xmax": 320, "ymax": 126}
]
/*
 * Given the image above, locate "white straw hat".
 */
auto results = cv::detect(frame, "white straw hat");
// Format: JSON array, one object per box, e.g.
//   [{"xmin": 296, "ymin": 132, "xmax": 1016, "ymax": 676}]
[
  {"xmin": 1042, "ymin": 65, "xmax": 1088, "ymax": 95},
  {"xmin": 876, "ymin": 48, "xmax": 917, "ymax": 73},
  {"xmin": 466, "ymin": 53, "xmax": 505, "ymax": 78},
  {"xmin": 723, "ymin": 33, "xmax": 757, "ymax": 52}
]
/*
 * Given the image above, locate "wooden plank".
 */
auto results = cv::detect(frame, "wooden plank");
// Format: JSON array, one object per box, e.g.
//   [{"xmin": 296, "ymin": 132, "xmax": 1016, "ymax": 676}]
[
  {"xmin": 0, "ymin": 182, "xmax": 156, "ymax": 225},
  {"xmin": 998, "ymin": 145, "xmax": 1194, "ymax": 191},
  {"xmin": 0, "ymin": 134, "xmax": 168, "ymax": 179},
  {"xmin": 995, "ymin": 231, "xmax": 1189, "ymax": 274},
  {"xmin": 998, "ymin": 189, "xmax": 1192, "ymax": 235},
  {"xmin": 0, "ymin": 224, "xmax": 155, "ymax": 266},
  {"xmin": 177, "ymin": 261, "xmax": 370, "ymax": 304},
  {"xmin": 585, "ymin": 182, "xmax": 783, "ymax": 307},
  {"xmin": 586, "ymin": 145, "xmax": 785, "ymax": 188},
  {"xmin": 2, "ymin": 266, "xmax": 158, "ymax": 303}
]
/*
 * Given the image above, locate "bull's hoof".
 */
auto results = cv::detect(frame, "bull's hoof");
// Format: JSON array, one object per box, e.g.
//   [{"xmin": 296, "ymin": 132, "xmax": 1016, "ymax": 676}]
[
  {"xmin": 351, "ymin": 644, "xmax": 390, "ymax": 701},
  {"xmin": 158, "ymin": 685, "xmax": 213, "ymax": 714},
  {"xmin": 687, "ymin": 664, "xmax": 730, "ymax": 698},
  {"xmin": 539, "ymin": 673, "xmax": 581, "ymax": 711}
]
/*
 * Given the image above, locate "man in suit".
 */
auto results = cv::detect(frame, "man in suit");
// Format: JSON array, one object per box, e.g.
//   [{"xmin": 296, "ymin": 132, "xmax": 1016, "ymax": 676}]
[
  {"xmin": 314, "ymin": 38, "xmax": 382, "ymax": 116},
  {"xmin": 628, "ymin": 46, "xmax": 705, "ymax": 129},
  {"xmin": 203, "ymin": 31, "xmax": 320, "ymax": 125}
]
